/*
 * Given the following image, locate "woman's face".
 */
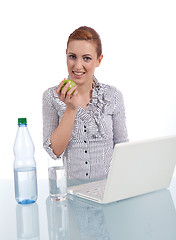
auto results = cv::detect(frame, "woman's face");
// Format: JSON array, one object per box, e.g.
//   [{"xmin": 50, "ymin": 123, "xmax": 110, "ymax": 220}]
[{"xmin": 66, "ymin": 40, "xmax": 103, "ymax": 86}]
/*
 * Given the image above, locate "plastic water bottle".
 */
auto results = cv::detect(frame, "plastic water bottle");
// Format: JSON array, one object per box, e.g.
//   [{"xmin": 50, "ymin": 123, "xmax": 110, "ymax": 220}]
[{"xmin": 14, "ymin": 118, "xmax": 38, "ymax": 204}]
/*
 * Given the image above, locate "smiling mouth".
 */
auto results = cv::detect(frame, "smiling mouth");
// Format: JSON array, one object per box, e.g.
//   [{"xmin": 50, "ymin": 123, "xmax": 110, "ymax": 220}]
[{"xmin": 72, "ymin": 71, "xmax": 86, "ymax": 76}]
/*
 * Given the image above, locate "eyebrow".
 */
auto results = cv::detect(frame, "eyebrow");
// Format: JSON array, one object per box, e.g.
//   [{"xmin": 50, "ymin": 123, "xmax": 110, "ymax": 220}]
[
  {"xmin": 68, "ymin": 52, "xmax": 76, "ymax": 55},
  {"xmin": 68, "ymin": 52, "xmax": 92, "ymax": 57},
  {"xmin": 83, "ymin": 54, "xmax": 92, "ymax": 57}
]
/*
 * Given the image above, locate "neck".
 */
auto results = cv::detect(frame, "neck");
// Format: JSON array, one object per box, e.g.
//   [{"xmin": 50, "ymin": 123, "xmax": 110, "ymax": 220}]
[{"xmin": 77, "ymin": 79, "xmax": 93, "ymax": 96}]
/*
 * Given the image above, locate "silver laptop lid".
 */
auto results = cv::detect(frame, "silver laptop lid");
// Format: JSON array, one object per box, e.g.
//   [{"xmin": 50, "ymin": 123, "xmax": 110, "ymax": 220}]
[{"xmin": 103, "ymin": 135, "xmax": 176, "ymax": 203}]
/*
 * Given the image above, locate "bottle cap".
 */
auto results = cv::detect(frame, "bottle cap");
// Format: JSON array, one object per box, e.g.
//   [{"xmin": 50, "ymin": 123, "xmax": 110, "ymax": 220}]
[{"xmin": 18, "ymin": 118, "xmax": 27, "ymax": 125}]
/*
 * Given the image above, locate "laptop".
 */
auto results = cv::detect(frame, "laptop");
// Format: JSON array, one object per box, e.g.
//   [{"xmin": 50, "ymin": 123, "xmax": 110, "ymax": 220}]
[{"xmin": 67, "ymin": 135, "xmax": 176, "ymax": 204}]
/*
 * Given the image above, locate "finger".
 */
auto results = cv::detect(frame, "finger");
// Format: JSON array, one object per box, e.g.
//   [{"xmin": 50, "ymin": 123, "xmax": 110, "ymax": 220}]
[
  {"xmin": 60, "ymin": 82, "xmax": 70, "ymax": 96},
  {"xmin": 67, "ymin": 85, "xmax": 77, "ymax": 96},
  {"xmin": 56, "ymin": 79, "xmax": 65, "ymax": 95},
  {"xmin": 66, "ymin": 90, "xmax": 78, "ymax": 102},
  {"xmin": 73, "ymin": 89, "xmax": 78, "ymax": 96}
]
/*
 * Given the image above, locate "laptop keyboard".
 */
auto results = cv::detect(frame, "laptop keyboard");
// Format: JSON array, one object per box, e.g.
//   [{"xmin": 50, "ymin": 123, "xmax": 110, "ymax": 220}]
[
  {"xmin": 84, "ymin": 187, "xmax": 105, "ymax": 199},
  {"xmin": 77, "ymin": 181, "xmax": 106, "ymax": 200}
]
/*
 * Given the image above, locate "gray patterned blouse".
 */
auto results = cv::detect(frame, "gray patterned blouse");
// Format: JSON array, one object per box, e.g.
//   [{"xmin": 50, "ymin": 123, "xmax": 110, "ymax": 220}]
[{"xmin": 42, "ymin": 77, "xmax": 128, "ymax": 179}]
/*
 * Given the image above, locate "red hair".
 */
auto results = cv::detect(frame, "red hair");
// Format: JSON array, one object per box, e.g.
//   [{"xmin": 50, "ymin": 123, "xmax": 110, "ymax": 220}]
[{"xmin": 67, "ymin": 26, "xmax": 102, "ymax": 58}]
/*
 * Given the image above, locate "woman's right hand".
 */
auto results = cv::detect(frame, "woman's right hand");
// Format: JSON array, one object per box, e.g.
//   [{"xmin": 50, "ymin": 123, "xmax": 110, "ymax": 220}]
[{"xmin": 56, "ymin": 80, "xmax": 80, "ymax": 110}]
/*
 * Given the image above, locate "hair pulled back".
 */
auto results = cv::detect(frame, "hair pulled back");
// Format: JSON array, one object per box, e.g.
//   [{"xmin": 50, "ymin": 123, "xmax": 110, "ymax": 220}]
[{"xmin": 67, "ymin": 26, "xmax": 102, "ymax": 58}]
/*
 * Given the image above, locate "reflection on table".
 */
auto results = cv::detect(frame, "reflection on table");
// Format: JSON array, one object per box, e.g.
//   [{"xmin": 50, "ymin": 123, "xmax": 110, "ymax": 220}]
[
  {"xmin": 16, "ymin": 202, "xmax": 40, "ymax": 240},
  {"xmin": 67, "ymin": 189, "xmax": 176, "ymax": 240},
  {"xmin": 46, "ymin": 196, "xmax": 69, "ymax": 240},
  {"xmin": 1, "ymin": 179, "xmax": 176, "ymax": 240},
  {"xmin": 44, "ymin": 188, "xmax": 176, "ymax": 240},
  {"xmin": 103, "ymin": 189, "xmax": 176, "ymax": 240}
]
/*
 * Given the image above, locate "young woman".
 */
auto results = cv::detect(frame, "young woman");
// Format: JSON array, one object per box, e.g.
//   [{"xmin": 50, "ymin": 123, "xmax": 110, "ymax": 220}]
[{"xmin": 42, "ymin": 26, "xmax": 128, "ymax": 179}]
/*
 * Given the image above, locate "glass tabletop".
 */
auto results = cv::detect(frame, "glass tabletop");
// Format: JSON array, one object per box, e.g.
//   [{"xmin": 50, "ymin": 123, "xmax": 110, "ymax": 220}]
[{"xmin": 1, "ymin": 178, "xmax": 176, "ymax": 240}]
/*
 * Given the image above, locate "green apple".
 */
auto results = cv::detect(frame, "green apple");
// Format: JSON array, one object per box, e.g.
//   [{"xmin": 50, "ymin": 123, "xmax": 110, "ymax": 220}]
[{"xmin": 61, "ymin": 79, "xmax": 76, "ymax": 93}]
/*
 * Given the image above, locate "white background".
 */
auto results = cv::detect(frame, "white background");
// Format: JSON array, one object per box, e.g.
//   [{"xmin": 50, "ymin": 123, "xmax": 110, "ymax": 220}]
[{"xmin": 0, "ymin": 0, "xmax": 176, "ymax": 179}]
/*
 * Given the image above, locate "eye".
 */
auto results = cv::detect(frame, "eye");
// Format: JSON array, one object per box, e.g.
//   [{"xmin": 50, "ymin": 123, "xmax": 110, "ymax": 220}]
[
  {"xmin": 83, "ymin": 56, "xmax": 92, "ymax": 62},
  {"xmin": 68, "ymin": 54, "xmax": 76, "ymax": 60}
]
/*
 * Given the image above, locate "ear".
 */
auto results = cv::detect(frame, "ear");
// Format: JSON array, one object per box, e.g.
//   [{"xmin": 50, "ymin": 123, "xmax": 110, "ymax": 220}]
[{"xmin": 96, "ymin": 54, "xmax": 103, "ymax": 67}]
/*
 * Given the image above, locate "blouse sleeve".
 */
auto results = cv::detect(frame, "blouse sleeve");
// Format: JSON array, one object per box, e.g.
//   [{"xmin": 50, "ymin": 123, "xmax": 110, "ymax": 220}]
[
  {"xmin": 112, "ymin": 89, "xmax": 128, "ymax": 146},
  {"xmin": 42, "ymin": 88, "xmax": 64, "ymax": 159}
]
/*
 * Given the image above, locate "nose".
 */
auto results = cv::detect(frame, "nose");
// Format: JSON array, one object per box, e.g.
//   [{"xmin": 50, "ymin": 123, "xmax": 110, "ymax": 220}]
[{"xmin": 74, "ymin": 58, "xmax": 83, "ymax": 70}]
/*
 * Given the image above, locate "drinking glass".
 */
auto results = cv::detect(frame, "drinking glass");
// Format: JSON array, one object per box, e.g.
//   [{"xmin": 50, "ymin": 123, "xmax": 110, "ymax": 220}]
[{"xmin": 48, "ymin": 156, "xmax": 67, "ymax": 201}]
